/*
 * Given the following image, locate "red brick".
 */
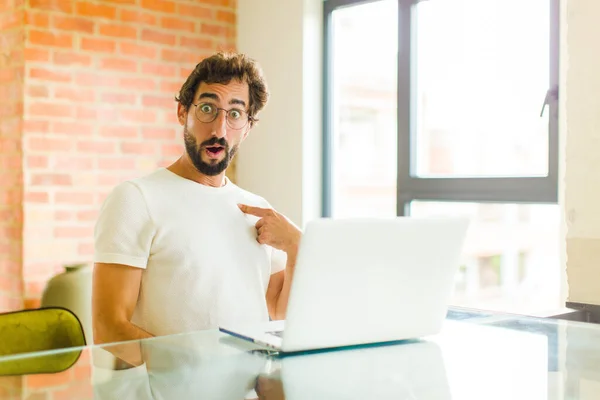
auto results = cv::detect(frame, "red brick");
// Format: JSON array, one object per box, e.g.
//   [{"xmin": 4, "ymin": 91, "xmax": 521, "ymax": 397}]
[
  {"xmin": 27, "ymin": 136, "xmax": 72, "ymax": 152},
  {"xmin": 141, "ymin": 62, "xmax": 176, "ymax": 76},
  {"xmin": 100, "ymin": 57, "xmax": 138, "ymax": 73},
  {"xmin": 99, "ymin": 126, "xmax": 138, "ymax": 138},
  {"xmin": 55, "ymin": 210, "xmax": 73, "ymax": 221},
  {"xmin": 119, "ymin": 9, "xmax": 156, "ymax": 25},
  {"xmin": 25, "ymin": 192, "xmax": 49, "ymax": 203},
  {"xmin": 119, "ymin": 77, "xmax": 156, "ymax": 91},
  {"xmin": 177, "ymin": 4, "xmax": 213, "ymax": 19},
  {"xmin": 52, "ymin": 383, "xmax": 93, "ymax": 400},
  {"xmin": 142, "ymin": 127, "xmax": 176, "ymax": 140},
  {"xmin": 52, "ymin": 15, "xmax": 95, "ymax": 33},
  {"xmin": 180, "ymin": 66, "xmax": 194, "ymax": 79},
  {"xmin": 53, "ymin": 51, "xmax": 92, "ymax": 66},
  {"xmin": 99, "ymin": 23, "xmax": 137, "ymax": 39},
  {"xmin": 141, "ymin": 0, "xmax": 175, "ymax": 13},
  {"xmin": 98, "ymin": 173, "xmax": 124, "ymax": 186},
  {"xmin": 54, "ymin": 226, "xmax": 93, "ymax": 238},
  {"xmin": 142, "ymin": 95, "xmax": 173, "ymax": 108},
  {"xmin": 141, "ymin": 29, "xmax": 176, "ymax": 46},
  {"xmin": 23, "ymin": 120, "xmax": 49, "ymax": 133},
  {"xmin": 98, "ymin": 157, "xmax": 136, "ymax": 170},
  {"xmin": 76, "ymin": 140, "xmax": 115, "ymax": 154},
  {"xmin": 120, "ymin": 109, "xmax": 156, "ymax": 124},
  {"xmin": 54, "ymin": 87, "xmax": 95, "ymax": 102},
  {"xmin": 75, "ymin": 106, "xmax": 118, "ymax": 121},
  {"xmin": 120, "ymin": 141, "xmax": 156, "ymax": 155},
  {"xmin": 25, "ymin": 369, "xmax": 72, "ymax": 388},
  {"xmin": 54, "ymin": 192, "xmax": 95, "ymax": 205},
  {"xmin": 25, "ymin": 11, "xmax": 50, "ymax": 28},
  {"xmin": 100, "ymin": 92, "xmax": 136, "ymax": 105},
  {"xmin": 162, "ymin": 144, "xmax": 183, "ymax": 157},
  {"xmin": 160, "ymin": 80, "xmax": 182, "ymax": 94},
  {"xmin": 161, "ymin": 49, "xmax": 198, "ymax": 64},
  {"xmin": 31, "ymin": 173, "xmax": 72, "ymax": 186},
  {"xmin": 0, "ymin": 68, "xmax": 19, "ymax": 84},
  {"xmin": 75, "ymin": 72, "xmax": 120, "ymax": 88},
  {"xmin": 26, "ymin": 155, "xmax": 49, "ymax": 169},
  {"xmin": 29, "ymin": 30, "xmax": 73, "ymax": 48},
  {"xmin": 51, "ymin": 121, "xmax": 94, "ymax": 135},
  {"xmin": 23, "ymin": 298, "xmax": 42, "ymax": 310},
  {"xmin": 24, "ymin": 48, "xmax": 51, "ymax": 62},
  {"xmin": 76, "ymin": 209, "xmax": 98, "ymax": 221},
  {"xmin": 77, "ymin": 240, "xmax": 94, "ymax": 256},
  {"xmin": 0, "ymin": 155, "xmax": 20, "ymax": 170},
  {"xmin": 160, "ymin": 16, "xmax": 196, "ymax": 33},
  {"xmin": 27, "ymin": 85, "xmax": 49, "ymax": 98},
  {"xmin": 29, "ymin": 0, "xmax": 73, "ymax": 14},
  {"xmin": 0, "ymin": 9, "xmax": 23, "ymax": 30},
  {"xmin": 81, "ymin": 37, "xmax": 116, "ymax": 53},
  {"xmin": 28, "ymin": 102, "xmax": 73, "ymax": 118},
  {"xmin": 54, "ymin": 157, "xmax": 94, "ymax": 169},
  {"xmin": 216, "ymin": 10, "xmax": 236, "ymax": 24},
  {"xmin": 76, "ymin": 2, "xmax": 117, "ymax": 19},
  {"xmin": 180, "ymin": 36, "xmax": 213, "ymax": 50},
  {"xmin": 201, "ymin": 23, "xmax": 231, "ymax": 37},
  {"xmin": 119, "ymin": 42, "xmax": 157, "ymax": 59},
  {"xmin": 29, "ymin": 67, "xmax": 71, "ymax": 82}
]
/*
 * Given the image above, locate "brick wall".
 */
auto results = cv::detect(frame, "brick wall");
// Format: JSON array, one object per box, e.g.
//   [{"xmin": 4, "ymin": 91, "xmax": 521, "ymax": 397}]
[
  {"xmin": 16, "ymin": 0, "xmax": 236, "ymax": 309},
  {"xmin": 0, "ymin": 0, "xmax": 25, "ymax": 313}
]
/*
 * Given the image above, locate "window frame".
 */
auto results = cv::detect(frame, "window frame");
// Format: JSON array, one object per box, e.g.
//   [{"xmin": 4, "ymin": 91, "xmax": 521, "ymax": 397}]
[{"xmin": 322, "ymin": 0, "xmax": 560, "ymax": 217}]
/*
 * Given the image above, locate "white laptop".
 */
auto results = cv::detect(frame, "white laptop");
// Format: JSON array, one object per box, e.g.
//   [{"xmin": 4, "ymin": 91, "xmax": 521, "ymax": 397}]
[{"xmin": 219, "ymin": 216, "xmax": 469, "ymax": 354}]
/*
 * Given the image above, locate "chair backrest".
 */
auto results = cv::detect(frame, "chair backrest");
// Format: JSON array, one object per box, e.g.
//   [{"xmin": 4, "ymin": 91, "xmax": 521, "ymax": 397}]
[{"xmin": 0, "ymin": 307, "xmax": 86, "ymax": 375}]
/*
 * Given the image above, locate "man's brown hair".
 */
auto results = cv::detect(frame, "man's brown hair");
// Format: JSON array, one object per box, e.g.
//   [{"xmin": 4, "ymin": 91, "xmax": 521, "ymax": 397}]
[{"xmin": 175, "ymin": 52, "xmax": 269, "ymax": 126}]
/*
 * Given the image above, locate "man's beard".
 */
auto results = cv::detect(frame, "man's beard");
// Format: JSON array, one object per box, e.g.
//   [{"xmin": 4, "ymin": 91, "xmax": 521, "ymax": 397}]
[{"xmin": 183, "ymin": 124, "xmax": 238, "ymax": 176}]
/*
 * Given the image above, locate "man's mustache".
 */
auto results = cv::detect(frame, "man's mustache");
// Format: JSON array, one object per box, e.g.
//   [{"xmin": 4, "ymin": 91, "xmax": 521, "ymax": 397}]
[{"xmin": 200, "ymin": 137, "xmax": 228, "ymax": 149}]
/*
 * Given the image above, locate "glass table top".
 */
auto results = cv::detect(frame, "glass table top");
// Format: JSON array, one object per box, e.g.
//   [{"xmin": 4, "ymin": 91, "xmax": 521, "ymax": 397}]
[{"xmin": 0, "ymin": 307, "xmax": 598, "ymax": 399}]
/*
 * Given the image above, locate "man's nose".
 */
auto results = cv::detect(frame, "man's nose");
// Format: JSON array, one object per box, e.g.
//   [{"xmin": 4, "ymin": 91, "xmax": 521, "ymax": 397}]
[{"xmin": 211, "ymin": 110, "xmax": 228, "ymax": 138}]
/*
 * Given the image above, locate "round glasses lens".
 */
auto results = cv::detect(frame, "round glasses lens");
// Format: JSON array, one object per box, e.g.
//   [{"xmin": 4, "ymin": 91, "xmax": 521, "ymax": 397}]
[
  {"xmin": 196, "ymin": 104, "xmax": 217, "ymax": 123},
  {"xmin": 227, "ymin": 110, "xmax": 249, "ymax": 130}
]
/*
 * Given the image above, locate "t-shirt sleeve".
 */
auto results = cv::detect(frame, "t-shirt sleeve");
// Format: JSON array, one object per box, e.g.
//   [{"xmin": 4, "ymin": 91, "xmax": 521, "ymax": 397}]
[
  {"xmin": 270, "ymin": 247, "xmax": 287, "ymax": 275},
  {"xmin": 94, "ymin": 181, "xmax": 155, "ymax": 269}
]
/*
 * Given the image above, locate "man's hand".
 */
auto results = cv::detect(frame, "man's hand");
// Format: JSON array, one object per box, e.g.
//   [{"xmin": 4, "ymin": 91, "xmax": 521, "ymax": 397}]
[{"xmin": 238, "ymin": 204, "xmax": 301, "ymax": 255}]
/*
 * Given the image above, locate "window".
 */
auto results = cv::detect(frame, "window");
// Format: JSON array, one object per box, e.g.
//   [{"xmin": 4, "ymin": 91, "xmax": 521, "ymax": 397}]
[{"xmin": 323, "ymin": 0, "xmax": 560, "ymax": 313}]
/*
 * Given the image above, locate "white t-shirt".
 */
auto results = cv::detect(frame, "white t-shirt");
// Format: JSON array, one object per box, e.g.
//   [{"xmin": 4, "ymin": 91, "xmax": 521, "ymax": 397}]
[{"xmin": 93, "ymin": 168, "xmax": 287, "ymax": 336}]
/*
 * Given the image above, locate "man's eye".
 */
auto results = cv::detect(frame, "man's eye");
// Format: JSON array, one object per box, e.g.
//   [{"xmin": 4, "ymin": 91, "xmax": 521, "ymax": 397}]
[
  {"xmin": 229, "ymin": 110, "xmax": 242, "ymax": 119},
  {"xmin": 200, "ymin": 104, "xmax": 214, "ymax": 114}
]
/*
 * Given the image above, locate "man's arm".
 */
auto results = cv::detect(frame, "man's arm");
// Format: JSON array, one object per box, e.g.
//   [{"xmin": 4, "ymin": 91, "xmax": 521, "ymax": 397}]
[
  {"xmin": 266, "ymin": 250, "xmax": 298, "ymax": 320},
  {"xmin": 238, "ymin": 204, "xmax": 302, "ymax": 321},
  {"xmin": 92, "ymin": 262, "xmax": 154, "ymax": 365}
]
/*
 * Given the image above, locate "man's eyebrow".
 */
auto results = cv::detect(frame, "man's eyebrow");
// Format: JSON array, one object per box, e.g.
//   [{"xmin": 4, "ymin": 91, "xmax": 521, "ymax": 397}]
[
  {"xmin": 197, "ymin": 92, "xmax": 247, "ymax": 108},
  {"xmin": 198, "ymin": 92, "xmax": 219, "ymax": 101},
  {"xmin": 229, "ymin": 98, "xmax": 246, "ymax": 107}
]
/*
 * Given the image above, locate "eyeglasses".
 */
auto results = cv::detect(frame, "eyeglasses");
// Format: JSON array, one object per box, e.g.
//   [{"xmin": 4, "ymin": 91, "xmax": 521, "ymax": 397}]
[{"xmin": 192, "ymin": 103, "xmax": 253, "ymax": 130}]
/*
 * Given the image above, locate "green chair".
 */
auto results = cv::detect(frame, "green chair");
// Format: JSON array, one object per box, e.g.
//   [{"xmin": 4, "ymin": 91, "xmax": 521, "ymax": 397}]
[{"xmin": 0, "ymin": 307, "xmax": 86, "ymax": 376}]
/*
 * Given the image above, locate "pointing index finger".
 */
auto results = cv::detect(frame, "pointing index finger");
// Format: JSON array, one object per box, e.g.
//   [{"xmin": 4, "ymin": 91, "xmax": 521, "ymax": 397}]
[{"xmin": 238, "ymin": 203, "xmax": 270, "ymax": 217}]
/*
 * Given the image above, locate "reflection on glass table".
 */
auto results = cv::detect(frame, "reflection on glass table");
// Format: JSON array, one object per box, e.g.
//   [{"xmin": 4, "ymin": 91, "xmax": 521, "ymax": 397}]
[{"xmin": 0, "ymin": 311, "xmax": 599, "ymax": 399}]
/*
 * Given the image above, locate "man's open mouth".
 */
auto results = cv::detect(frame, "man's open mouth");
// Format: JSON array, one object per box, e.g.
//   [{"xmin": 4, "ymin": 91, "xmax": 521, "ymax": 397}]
[
  {"xmin": 204, "ymin": 146, "xmax": 225, "ymax": 158},
  {"xmin": 206, "ymin": 146, "xmax": 223, "ymax": 154}
]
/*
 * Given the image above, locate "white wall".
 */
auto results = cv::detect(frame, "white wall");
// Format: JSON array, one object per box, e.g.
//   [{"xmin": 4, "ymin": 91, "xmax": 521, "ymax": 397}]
[
  {"xmin": 563, "ymin": 0, "xmax": 600, "ymax": 305},
  {"xmin": 236, "ymin": 0, "xmax": 323, "ymax": 227}
]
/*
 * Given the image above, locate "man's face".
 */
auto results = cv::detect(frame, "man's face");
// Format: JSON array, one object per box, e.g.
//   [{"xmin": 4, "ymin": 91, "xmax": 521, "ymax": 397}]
[{"xmin": 177, "ymin": 81, "xmax": 252, "ymax": 176}]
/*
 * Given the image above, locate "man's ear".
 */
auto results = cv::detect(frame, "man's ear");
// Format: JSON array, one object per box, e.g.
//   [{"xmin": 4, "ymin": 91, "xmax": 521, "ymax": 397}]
[
  {"xmin": 241, "ymin": 124, "xmax": 252, "ymax": 141},
  {"xmin": 177, "ymin": 103, "xmax": 187, "ymax": 126}
]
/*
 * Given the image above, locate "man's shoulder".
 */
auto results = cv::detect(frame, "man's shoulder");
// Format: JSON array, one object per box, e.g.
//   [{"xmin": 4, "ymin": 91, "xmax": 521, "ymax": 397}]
[
  {"xmin": 229, "ymin": 183, "xmax": 271, "ymax": 208},
  {"xmin": 105, "ymin": 169, "xmax": 172, "ymax": 202}
]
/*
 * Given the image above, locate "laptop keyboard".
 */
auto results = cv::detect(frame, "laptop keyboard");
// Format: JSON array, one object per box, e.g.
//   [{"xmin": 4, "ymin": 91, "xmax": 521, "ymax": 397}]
[{"xmin": 267, "ymin": 330, "xmax": 284, "ymax": 338}]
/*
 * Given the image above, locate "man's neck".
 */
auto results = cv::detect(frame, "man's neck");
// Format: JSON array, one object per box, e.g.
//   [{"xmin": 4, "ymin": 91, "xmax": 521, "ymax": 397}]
[{"xmin": 167, "ymin": 157, "xmax": 227, "ymax": 188}]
